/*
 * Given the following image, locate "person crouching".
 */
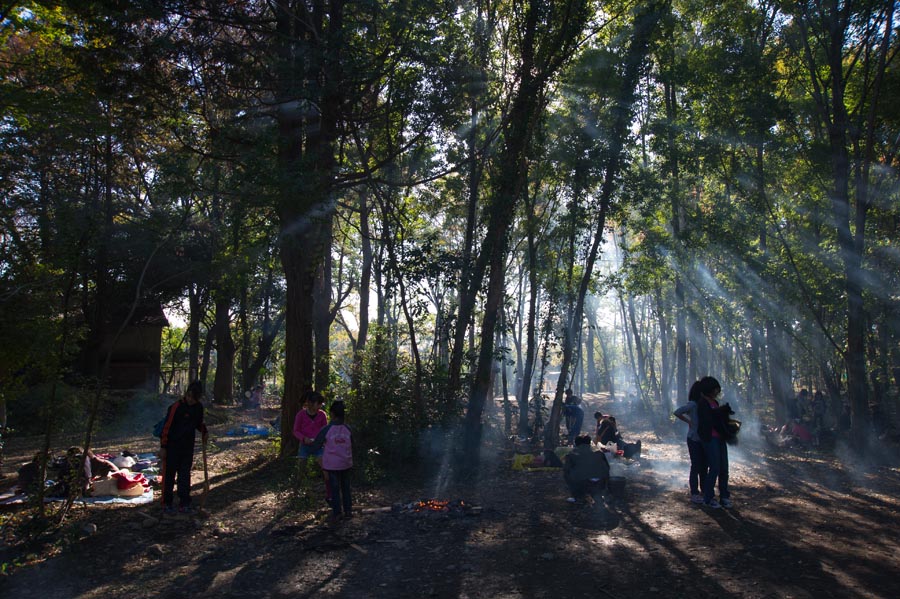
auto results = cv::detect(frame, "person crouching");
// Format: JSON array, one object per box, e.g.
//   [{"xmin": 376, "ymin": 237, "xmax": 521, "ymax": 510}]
[{"xmin": 563, "ymin": 434, "xmax": 610, "ymax": 503}]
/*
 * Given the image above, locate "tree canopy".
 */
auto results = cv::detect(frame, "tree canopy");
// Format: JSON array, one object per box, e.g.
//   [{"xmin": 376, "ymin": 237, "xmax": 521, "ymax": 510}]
[{"xmin": 1, "ymin": 0, "xmax": 898, "ymax": 470}]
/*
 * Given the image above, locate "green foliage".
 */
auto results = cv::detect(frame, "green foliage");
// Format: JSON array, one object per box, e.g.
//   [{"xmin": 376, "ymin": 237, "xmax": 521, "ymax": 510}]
[
  {"xmin": 6, "ymin": 383, "xmax": 88, "ymax": 435},
  {"xmin": 331, "ymin": 328, "xmax": 461, "ymax": 480}
]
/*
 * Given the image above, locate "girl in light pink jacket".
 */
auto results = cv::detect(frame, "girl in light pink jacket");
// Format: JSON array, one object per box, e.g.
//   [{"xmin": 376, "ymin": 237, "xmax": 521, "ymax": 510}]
[{"xmin": 312, "ymin": 401, "xmax": 353, "ymax": 520}]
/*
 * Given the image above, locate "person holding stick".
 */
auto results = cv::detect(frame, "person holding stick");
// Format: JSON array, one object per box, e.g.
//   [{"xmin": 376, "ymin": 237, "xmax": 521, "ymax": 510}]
[{"xmin": 159, "ymin": 380, "xmax": 208, "ymax": 516}]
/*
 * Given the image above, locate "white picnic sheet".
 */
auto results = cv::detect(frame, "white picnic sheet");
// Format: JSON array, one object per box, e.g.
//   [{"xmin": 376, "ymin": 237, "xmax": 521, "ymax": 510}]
[{"xmin": 0, "ymin": 488, "xmax": 154, "ymax": 506}]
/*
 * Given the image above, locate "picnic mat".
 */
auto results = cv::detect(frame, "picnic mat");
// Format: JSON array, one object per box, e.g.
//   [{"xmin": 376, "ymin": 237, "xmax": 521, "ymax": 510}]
[{"xmin": 0, "ymin": 488, "xmax": 154, "ymax": 506}]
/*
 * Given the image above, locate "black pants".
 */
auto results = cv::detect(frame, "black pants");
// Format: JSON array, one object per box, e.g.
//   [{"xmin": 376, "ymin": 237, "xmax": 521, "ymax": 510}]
[
  {"xmin": 163, "ymin": 443, "xmax": 195, "ymax": 507},
  {"xmin": 326, "ymin": 469, "xmax": 352, "ymax": 516}
]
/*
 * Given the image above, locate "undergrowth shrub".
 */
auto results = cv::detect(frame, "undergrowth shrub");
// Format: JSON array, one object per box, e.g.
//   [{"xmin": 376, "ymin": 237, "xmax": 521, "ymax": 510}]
[{"xmin": 333, "ymin": 328, "xmax": 464, "ymax": 483}]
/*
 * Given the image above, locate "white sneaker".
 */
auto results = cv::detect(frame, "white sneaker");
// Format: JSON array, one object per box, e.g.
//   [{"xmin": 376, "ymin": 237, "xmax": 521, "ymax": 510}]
[
  {"xmin": 690, "ymin": 494, "xmax": 704, "ymax": 504},
  {"xmin": 566, "ymin": 497, "xmax": 577, "ymax": 503}
]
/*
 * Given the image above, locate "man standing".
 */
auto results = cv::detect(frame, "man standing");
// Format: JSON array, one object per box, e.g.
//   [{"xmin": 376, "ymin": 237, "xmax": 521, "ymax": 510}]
[{"xmin": 159, "ymin": 380, "xmax": 208, "ymax": 515}]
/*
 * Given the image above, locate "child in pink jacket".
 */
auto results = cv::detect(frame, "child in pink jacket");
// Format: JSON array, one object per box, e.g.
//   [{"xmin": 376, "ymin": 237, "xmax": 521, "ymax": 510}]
[
  {"xmin": 293, "ymin": 391, "xmax": 329, "ymax": 499},
  {"xmin": 311, "ymin": 401, "xmax": 353, "ymax": 520}
]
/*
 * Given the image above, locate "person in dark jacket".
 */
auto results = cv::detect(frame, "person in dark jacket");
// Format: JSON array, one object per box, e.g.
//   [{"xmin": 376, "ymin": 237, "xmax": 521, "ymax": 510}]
[
  {"xmin": 159, "ymin": 380, "xmax": 208, "ymax": 515},
  {"xmin": 564, "ymin": 389, "xmax": 585, "ymax": 446},
  {"xmin": 563, "ymin": 434, "xmax": 610, "ymax": 503},
  {"xmin": 696, "ymin": 376, "xmax": 733, "ymax": 509}
]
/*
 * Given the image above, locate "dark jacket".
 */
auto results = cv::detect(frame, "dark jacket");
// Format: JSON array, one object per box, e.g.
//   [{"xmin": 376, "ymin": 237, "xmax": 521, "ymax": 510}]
[
  {"xmin": 697, "ymin": 398, "xmax": 729, "ymax": 443},
  {"xmin": 564, "ymin": 445, "xmax": 610, "ymax": 486},
  {"xmin": 160, "ymin": 399, "xmax": 207, "ymax": 449}
]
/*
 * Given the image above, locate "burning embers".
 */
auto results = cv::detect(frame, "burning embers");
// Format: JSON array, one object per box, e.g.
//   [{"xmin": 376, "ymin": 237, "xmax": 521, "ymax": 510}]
[
  {"xmin": 415, "ymin": 499, "xmax": 454, "ymax": 512},
  {"xmin": 404, "ymin": 499, "xmax": 481, "ymax": 516}
]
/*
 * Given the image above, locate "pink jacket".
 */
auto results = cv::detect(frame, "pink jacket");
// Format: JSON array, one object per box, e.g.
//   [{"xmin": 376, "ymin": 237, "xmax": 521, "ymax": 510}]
[
  {"xmin": 293, "ymin": 409, "xmax": 327, "ymax": 445},
  {"xmin": 321, "ymin": 424, "xmax": 353, "ymax": 471}
]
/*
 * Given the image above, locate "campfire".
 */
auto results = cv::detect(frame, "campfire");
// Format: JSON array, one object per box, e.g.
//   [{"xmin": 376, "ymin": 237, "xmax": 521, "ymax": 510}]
[
  {"xmin": 402, "ymin": 499, "xmax": 481, "ymax": 516},
  {"xmin": 414, "ymin": 499, "xmax": 454, "ymax": 512}
]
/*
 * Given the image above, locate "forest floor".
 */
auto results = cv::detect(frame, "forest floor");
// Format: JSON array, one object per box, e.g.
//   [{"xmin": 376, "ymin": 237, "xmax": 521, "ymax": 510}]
[{"xmin": 1, "ymin": 393, "xmax": 899, "ymax": 599}]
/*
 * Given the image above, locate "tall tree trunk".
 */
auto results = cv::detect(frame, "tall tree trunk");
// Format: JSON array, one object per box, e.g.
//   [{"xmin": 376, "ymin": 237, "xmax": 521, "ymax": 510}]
[
  {"xmin": 543, "ymin": 0, "xmax": 665, "ymax": 447},
  {"xmin": 447, "ymin": 1, "xmax": 493, "ymax": 405},
  {"xmin": 665, "ymin": 76, "xmax": 688, "ymax": 406},
  {"xmin": 462, "ymin": 0, "xmax": 550, "ymax": 467},
  {"xmin": 767, "ymin": 320, "xmax": 792, "ymax": 422},
  {"xmin": 280, "ymin": 232, "xmax": 317, "ymax": 456},
  {"xmin": 793, "ymin": 0, "xmax": 894, "ymax": 448},
  {"xmin": 353, "ymin": 190, "xmax": 373, "ymax": 392},
  {"xmin": 187, "ymin": 282, "xmax": 205, "ymax": 382},
  {"xmin": 313, "ymin": 217, "xmax": 333, "ymax": 391},
  {"xmin": 212, "ymin": 295, "xmax": 235, "ymax": 404},
  {"xmin": 655, "ymin": 288, "xmax": 672, "ymax": 408},
  {"xmin": 517, "ymin": 197, "xmax": 540, "ymax": 436},
  {"xmin": 273, "ymin": 0, "xmax": 344, "ymax": 457},
  {"xmin": 238, "ymin": 280, "xmax": 251, "ymax": 392},
  {"xmin": 199, "ymin": 323, "xmax": 214, "ymax": 388},
  {"xmin": 586, "ymin": 320, "xmax": 597, "ymax": 393}
]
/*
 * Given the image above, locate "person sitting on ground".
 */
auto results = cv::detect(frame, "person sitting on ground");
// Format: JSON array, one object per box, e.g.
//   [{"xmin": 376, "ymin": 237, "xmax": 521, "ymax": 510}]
[
  {"xmin": 53, "ymin": 446, "xmax": 93, "ymax": 497},
  {"xmin": 563, "ymin": 434, "xmax": 610, "ymax": 503},
  {"xmin": 782, "ymin": 389, "xmax": 808, "ymax": 431},
  {"xmin": 594, "ymin": 412, "xmax": 621, "ymax": 446},
  {"xmin": 594, "ymin": 413, "xmax": 642, "ymax": 458},
  {"xmin": 781, "ymin": 419, "xmax": 814, "ymax": 445},
  {"xmin": 85, "ymin": 450, "xmax": 119, "ymax": 479},
  {"xmin": 16, "ymin": 451, "xmax": 48, "ymax": 494}
]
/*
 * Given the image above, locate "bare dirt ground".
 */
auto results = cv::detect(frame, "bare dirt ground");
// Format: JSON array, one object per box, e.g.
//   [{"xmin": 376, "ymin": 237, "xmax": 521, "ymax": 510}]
[{"xmin": 1, "ymin": 395, "xmax": 899, "ymax": 599}]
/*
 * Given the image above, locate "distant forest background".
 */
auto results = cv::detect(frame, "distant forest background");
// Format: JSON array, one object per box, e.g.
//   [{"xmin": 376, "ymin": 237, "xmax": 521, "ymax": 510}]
[{"xmin": 1, "ymin": 0, "xmax": 897, "ymax": 470}]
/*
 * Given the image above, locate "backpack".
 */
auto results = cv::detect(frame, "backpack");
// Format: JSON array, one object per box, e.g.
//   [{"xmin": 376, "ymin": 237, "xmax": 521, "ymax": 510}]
[
  {"xmin": 153, "ymin": 417, "xmax": 166, "ymax": 438},
  {"xmin": 725, "ymin": 419, "xmax": 741, "ymax": 445}
]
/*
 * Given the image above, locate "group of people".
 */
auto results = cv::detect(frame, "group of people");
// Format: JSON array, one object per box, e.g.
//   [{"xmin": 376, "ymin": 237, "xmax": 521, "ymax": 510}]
[
  {"xmin": 673, "ymin": 376, "xmax": 735, "ymax": 509},
  {"xmin": 157, "ymin": 382, "xmax": 354, "ymax": 522},
  {"xmin": 562, "ymin": 389, "xmax": 642, "ymax": 503},
  {"xmin": 778, "ymin": 388, "xmax": 827, "ymax": 445},
  {"xmin": 292, "ymin": 390, "xmax": 354, "ymax": 521}
]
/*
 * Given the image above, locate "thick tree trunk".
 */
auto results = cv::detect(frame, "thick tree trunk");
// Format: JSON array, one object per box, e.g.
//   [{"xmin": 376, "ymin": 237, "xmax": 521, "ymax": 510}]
[
  {"xmin": 463, "ymin": 106, "xmax": 540, "ymax": 467},
  {"xmin": 313, "ymin": 216, "xmax": 333, "ymax": 391},
  {"xmin": 767, "ymin": 320, "xmax": 792, "ymax": 422},
  {"xmin": 272, "ymin": 0, "xmax": 344, "ymax": 457},
  {"xmin": 280, "ymin": 231, "xmax": 317, "ymax": 457}
]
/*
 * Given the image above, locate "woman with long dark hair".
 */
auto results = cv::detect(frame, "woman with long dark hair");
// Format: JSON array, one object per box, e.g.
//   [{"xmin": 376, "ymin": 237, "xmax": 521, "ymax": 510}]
[
  {"xmin": 674, "ymin": 381, "xmax": 708, "ymax": 504},
  {"xmin": 696, "ymin": 376, "xmax": 733, "ymax": 509}
]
